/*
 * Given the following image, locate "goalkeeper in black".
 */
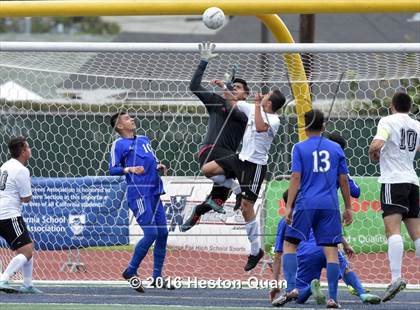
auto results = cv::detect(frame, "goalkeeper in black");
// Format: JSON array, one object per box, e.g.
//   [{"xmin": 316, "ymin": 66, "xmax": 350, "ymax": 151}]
[{"xmin": 180, "ymin": 42, "xmax": 249, "ymax": 232}]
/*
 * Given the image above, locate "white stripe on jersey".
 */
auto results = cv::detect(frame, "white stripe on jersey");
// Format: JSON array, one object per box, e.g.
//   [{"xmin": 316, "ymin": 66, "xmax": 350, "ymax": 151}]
[{"xmin": 110, "ymin": 138, "xmax": 122, "ymax": 167}]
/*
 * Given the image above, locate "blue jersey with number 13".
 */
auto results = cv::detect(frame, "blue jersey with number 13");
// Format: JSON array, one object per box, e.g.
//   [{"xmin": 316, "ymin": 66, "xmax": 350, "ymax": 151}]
[{"xmin": 292, "ymin": 136, "xmax": 348, "ymax": 211}]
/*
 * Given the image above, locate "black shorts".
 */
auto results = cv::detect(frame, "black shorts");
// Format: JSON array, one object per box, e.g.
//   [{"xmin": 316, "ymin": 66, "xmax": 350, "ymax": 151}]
[
  {"xmin": 215, "ymin": 154, "xmax": 267, "ymax": 202},
  {"xmin": 199, "ymin": 145, "xmax": 236, "ymax": 179},
  {"xmin": 380, "ymin": 183, "xmax": 419, "ymax": 219},
  {"xmin": 0, "ymin": 216, "xmax": 32, "ymax": 251}
]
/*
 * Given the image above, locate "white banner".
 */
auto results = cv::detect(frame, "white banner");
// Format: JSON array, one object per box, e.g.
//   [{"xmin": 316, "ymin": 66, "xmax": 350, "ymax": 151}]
[{"xmin": 129, "ymin": 177, "xmax": 265, "ymax": 255}]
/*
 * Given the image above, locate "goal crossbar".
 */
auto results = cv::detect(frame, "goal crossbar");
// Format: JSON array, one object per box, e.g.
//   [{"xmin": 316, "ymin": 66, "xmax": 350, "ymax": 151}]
[{"xmin": 1, "ymin": 42, "xmax": 419, "ymax": 53}]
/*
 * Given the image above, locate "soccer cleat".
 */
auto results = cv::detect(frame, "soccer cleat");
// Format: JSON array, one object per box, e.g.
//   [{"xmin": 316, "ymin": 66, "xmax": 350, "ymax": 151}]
[
  {"xmin": 179, "ymin": 206, "xmax": 201, "ymax": 232},
  {"xmin": 272, "ymin": 288, "xmax": 298, "ymax": 307},
  {"xmin": 233, "ymin": 194, "xmax": 242, "ymax": 211},
  {"xmin": 150, "ymin": 277, "xmax": 176, "ymax": 290},
  {"xmin": 122, "ymin": 269, "xmax": 145, "ymax": 293},
  {"xmin": 269, "ymin": 288, "xmax": 281, "ymax": 302},
  {"xmin": 205, "ymin": 198, "xmax": 226, "ymax": 214},
  {"xmin": 19, "ymin": 285, "xmax": 43, "ymax": 294},
  {"xmin": 347, "ymin": 285, "xmax": 370, "ymax": 296},
  {"xmin": 382, "ymin": 278, "xmax": 406, "ymax": 302},
  {"xmin": 310, "ymin": 279, "xmax": 326, "ymax": 305},
  {"xmin": 0, "ymin": 281, "xmax": 19, "ymax": 294},
  {"xmin": 326, "ymin": 299, "xmax": 341, "ymax": 308},
  {"xmin": 244, "ymin": 248, "xmax": 264, "ymax": 272},
  {"xmin": 359, "ymin": 293, "xmax": 381, "ymax": 304}
]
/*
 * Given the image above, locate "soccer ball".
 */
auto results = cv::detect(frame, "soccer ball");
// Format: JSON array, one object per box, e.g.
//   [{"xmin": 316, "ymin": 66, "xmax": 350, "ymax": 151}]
[{"xmin": 203, "ymin": 7, "xmax": 225, "ymax": 30}]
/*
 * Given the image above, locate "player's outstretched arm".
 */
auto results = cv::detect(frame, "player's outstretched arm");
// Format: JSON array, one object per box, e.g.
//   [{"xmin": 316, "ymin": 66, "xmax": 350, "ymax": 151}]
[
  {"xmin": 338, "ymin": 174, "xmax": 353, "ymax": 226},
  {"xmin": 211, "ymin": 79, "xmax": 238, "ymax": 108},
  {"xmin": 189, "ymin": 42, "xmax": 219, "ymax": 106},
  {"xmin": 254, "ymin": 93, "xmax": 269, "ymax": 132}
]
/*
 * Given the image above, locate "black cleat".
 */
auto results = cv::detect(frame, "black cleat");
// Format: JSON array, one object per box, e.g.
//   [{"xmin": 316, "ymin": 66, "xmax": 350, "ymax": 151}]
[
  {"xmin": 150, "ymin": 277, "xmax": 176, "ymax": 290},
  {"xmin": 382, "ymin": 278, "xmax": 406, "ymax": 302},
  {"xmin": 272, "ymin": 288, "xmax": 298, "ymax": 307},
  {"xmin": 180, "ymin": 206, "xmax": 201, "ymax": 232},
  {"xmin": 206, "ymin": 198, "xmax": 226, "ymax": 214},
  {"xmin": 122, "ymin": 269, "xmax": 145, "ymax": 293},
  {"xmin": 233, "ymin": 194, "xmax": 242, "ymax": 211},
  {"xmin": 244, "ymin": 248, "xmax": 264, "ymax": 272}
]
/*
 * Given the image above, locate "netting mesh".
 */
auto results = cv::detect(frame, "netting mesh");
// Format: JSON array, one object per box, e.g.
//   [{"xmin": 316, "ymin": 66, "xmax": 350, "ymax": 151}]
[{"xmin": 0, "ymin": 48, "xmax": 419, "ymax": 285}]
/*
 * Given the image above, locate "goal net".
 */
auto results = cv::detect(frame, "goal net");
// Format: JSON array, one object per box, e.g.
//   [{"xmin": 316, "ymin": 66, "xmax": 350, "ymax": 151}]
[{"xmin": 0, "ymin": 43, "xmax": 419, "ymax": 286}]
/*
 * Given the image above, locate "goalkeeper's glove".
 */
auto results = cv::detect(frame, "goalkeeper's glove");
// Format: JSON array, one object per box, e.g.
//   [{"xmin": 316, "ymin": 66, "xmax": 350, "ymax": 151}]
[
  {"xmin": 224, "ymin": 64, "xmax": 238, "ymax": 91},
  {"xmin": 199, "ymin": 42, "xmax": 218, "ymax": 62}
]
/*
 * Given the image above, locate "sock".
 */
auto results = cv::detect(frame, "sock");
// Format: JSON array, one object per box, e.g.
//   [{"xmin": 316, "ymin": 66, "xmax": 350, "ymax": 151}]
[
  {"xmin": 210, "ymin": 175, "xmax": 226, "ymax": 185},
  {"xmin": 415, "ymin": 238, "xmax": 420, "ymax": 258},
  {"xmin": 282, "ymin": 253, "xmax": 297, "ymax": 293},
  {"xmin": 245, "ymin": 219, "xmax": 260, "ymax": 256},
  {"xmin": 22, "ymin": 258, "xmax": 33, "ymax": 288},
  {"xmin": 222, "ymin": 178, "xmax": 241, "ymax": 194},
  {"xmin": 343, "ymin": 271, "xmax": 365, "ymax": 296},
  {"xmin": 152, "ymin": 227, "xmax": 168, "ymax": 279},
  {"xmin": 388, "ymin": 234, "xmax": 403, "ymax": 283},
  {"xmin": 126, "ymin": 227, "xmax": 157, "ymax": 276},
  {"xmin": 326, "ymin": 262, "xmax": 340, "ymax": 301},
  {"xmin": 297, "ymin": 286, "xmax": 312, "ymax": 304},
  {"xmin": 0, "ymin": 254, "xmax": 28, "ymax": 281}
]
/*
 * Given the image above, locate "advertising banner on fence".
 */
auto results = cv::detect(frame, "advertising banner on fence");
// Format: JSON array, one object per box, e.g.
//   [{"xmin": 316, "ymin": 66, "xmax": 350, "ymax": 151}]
[
  {"xmin": 264, "ymin": 177, "xmax": 416, "ymax": 253},
  {"xmin": 0, "ymin": 176, "xmax": 130, "ymax": 250},
  {"xmin": 129, "ymin": 176, "xmax": 266, "ymax": 255}
]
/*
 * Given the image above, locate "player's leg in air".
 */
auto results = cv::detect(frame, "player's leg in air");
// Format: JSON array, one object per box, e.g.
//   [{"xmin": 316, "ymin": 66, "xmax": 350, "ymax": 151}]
[
  {"xmin": 201, "ymin": 155, "xmax": 266, "ymax": 271},
  {"xmin": 122, "ymin": 195, "xmax": 174, "ymax": 292},
  {"xmin": 180, "ymin": 146, "xmax": 237, "ymax": 232}
]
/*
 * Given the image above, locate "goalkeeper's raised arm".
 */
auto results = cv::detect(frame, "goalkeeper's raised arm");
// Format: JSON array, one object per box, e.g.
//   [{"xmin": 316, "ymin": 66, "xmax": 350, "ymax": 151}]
[{"xmin": 189, "ymin": 42, "xmax": 218, "ymax": 109}]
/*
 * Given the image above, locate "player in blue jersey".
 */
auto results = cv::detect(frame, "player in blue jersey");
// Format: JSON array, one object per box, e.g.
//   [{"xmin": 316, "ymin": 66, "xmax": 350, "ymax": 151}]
[
  {"xmin": 271, "ymin": 189, "xmax": 380, "ymax": 306},
  {"xmin": 109, "ymin": 111, "xmax": 173, "ymax": 293},
  {"xmin": 281, "ymin": 109, "xmax": 353, "ymax": 308}
]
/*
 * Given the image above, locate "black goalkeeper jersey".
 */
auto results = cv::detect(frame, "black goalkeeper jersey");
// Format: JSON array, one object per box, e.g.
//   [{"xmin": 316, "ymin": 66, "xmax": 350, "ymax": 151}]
[{"xmin": 190, "ymin": 60, "xmax": 247, "ymax": 153}]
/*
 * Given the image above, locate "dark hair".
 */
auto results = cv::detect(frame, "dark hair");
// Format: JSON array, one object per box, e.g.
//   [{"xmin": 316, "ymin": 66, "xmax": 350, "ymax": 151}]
[
  {"xmin": 233, "ymin": 78, "xmax": 249, "ymax": 95},
  {"xmin": 392, "ymin": 92, "xmax": 412, "ymax": 113},
  {"xmin": 8, "ymin": 136, "xmax": 28, "ymax": 158},
  {"xmin": 327, "ymin": 132, "xmax": 346, "ymax": 150},
  {"xmin": 304, "ymin": 109, "xmax": 324, "ymax": 131},
  {"xmin": 110, "ymin": 111, "xmax": 127, "ymax": 131},
  {"xmin": 282, "ymin": 189, "xmax": 288, "ymax": 204},
  {"xmin": 269, "ymin": 90, "xmax": 286, "ymax": 112}
]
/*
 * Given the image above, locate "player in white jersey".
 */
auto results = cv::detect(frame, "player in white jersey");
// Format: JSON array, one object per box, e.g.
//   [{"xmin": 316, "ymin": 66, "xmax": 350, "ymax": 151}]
[
  {"xmin": 0, "ymin": 137, "xmax": 42, "ymax": 294},
  {"xmin": 369, "ymin": 92, "xmax": 420, "ymax": 302},
  {"xmin": 202, "ymin": 90, "xmax": 284, "ymax": 271}
]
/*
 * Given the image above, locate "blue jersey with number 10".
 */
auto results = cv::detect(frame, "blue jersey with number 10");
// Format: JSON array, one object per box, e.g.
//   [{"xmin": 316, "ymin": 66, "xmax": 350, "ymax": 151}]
[
  {"xmin": 109, "ymin": 135, "xmax": 164, "ymax": 199},
  {"xmin": 292, "ymin": 136, "xmax": 348, "ymax": 211}
]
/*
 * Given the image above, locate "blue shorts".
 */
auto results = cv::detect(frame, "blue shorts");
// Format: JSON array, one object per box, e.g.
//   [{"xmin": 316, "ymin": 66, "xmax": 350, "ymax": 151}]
[
  {"xmin": 128, "ymin": 195, "xmax": 167, "ymax": 227},
  {"xmin": 285, "ymin": 209, "xmax": 342, "ymax": 246},
  {"xmin": 296, "ymin": 249, "xmax": 349, "ymax": 290},
  {"xmin": 274, "ymin": 219, "xmax": 287, "ymax": 253}
]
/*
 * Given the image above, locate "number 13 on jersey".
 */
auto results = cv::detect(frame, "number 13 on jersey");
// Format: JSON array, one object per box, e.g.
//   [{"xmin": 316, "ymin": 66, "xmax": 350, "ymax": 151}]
[{"xmin": 312, "ymin": 150, "xmax": 330, "ymax": 172}]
